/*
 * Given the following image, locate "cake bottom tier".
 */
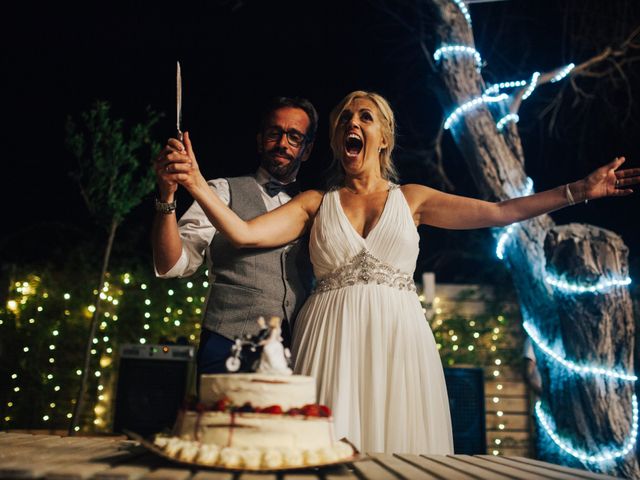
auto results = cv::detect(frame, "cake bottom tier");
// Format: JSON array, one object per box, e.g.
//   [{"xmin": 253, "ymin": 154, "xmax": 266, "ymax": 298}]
[
  {"xmin": 155, "ymin": 410, "xmax": 354, "ymax": 469},
  {"xmin": 175, "ymin": 410, "xmax": 335, "ymax": 450}
]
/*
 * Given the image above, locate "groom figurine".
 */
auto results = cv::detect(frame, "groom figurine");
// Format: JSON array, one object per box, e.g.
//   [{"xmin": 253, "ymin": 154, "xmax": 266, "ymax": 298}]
[{"xmin": 152, "ymin": 97, "xmax": 317, "ymax": 375}]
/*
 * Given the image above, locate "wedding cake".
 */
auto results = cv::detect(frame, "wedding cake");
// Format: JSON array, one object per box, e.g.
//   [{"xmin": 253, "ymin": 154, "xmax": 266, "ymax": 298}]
[{"xmin": 153, "ymin": 318, "xmax": 354, "ymax": 469}]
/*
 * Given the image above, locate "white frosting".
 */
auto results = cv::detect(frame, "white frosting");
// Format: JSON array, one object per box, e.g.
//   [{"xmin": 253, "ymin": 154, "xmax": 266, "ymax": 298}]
[
  {"xmin": 176, "ymin": 411, "xmax": 334, "ymax": 450},
  {"xmin": 154, "ymin": 435, "xmax": 355, "ymax": 469},
  {"xmin": 196, "ymin": 444, "xmax": 219, "ymax": 465},
  {"xmin": 262, "ymin": 448, "xmax": 283, "ymax": 468},
  {"xmin": 220, "ymin": 447, "xmax": 242, "ymax": 468},
  {"xmin": 199, "ymin": 373, "xmax": 316, "ymax": 410},
  {"xmin": 282, "ymin": 447, "xmax": 304, "ymax": 467},
  {"xmin": 178, "ymin": 442, "xmax": 200, "ymax": 462},
  {"xmin": 304, "ymin": 449, "xmax": 321, "ymax": 466},
  {"xmin": 240, "ymin": 448, "xmax": 262, "ymax": 469}
]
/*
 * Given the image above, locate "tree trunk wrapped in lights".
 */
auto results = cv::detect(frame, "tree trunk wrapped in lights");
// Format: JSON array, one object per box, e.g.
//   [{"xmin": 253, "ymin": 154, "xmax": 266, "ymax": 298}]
[{"xmin": 425, "ymin": 0, "xmax": 637, "ymax": 477}]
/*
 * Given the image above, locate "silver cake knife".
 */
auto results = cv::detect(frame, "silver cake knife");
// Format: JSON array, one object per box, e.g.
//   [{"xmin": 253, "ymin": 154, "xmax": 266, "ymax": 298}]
[{"xmin": 176, "ymin": 61, "xmax": 183, "ymax": 142}]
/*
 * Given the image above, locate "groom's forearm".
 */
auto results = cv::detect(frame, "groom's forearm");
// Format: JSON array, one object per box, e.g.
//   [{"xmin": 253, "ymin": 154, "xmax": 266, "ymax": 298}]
[{"xmin": 152, "ymin": 210, "xmax": 183, "ymax": 275}]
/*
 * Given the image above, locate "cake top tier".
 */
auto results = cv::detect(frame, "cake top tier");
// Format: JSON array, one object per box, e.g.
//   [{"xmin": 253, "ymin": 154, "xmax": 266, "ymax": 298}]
[{"xmin": 200, "ymin": 373, "xmax": 316, "ymax": 410}]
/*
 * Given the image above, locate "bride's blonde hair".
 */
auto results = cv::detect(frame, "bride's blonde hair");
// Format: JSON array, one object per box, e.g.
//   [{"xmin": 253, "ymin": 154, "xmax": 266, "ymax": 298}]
[{"xmin": 326, "ymin": 91, "xmax": 398, "ymax": 188}]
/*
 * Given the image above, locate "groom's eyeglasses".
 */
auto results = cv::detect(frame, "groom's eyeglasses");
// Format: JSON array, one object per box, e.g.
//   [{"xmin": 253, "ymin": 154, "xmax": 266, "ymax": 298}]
[{"xmin": 264, "ymin": 127, "xmax": 307, "ymax": 148}]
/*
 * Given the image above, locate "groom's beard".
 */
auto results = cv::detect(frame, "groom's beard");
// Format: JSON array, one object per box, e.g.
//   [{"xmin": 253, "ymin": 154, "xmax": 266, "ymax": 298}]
[{"xmin": 261, "ymin": 147, "xmax": 301, "ymax": 181}]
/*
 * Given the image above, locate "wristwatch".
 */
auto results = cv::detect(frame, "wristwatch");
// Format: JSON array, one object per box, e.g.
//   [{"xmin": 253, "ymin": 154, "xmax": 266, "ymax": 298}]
[{"xmin": 155, "ymin": 198, "xmax": 177, "ymax": 214}]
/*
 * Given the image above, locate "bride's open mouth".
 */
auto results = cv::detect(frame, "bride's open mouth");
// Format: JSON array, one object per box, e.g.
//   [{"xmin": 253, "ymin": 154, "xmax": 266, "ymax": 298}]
[{"xmin": 344, "ymin": 133, "xmax": 363, "ymax": 158}]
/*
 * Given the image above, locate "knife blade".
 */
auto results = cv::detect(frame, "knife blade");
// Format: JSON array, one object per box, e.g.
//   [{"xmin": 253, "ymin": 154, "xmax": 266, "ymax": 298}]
[{"xmin": 176, "ymin": 61, "xmax": 183, "ymax": 142}]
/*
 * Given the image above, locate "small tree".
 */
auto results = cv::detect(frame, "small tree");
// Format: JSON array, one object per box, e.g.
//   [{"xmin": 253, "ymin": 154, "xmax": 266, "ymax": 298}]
[{"xmin": 65, "ymin": 101, "xmax": 162, "ymax": 434}]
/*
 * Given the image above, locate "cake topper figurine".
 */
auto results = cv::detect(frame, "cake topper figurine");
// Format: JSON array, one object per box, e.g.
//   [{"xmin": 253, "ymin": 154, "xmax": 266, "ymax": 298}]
[
  {"xmin": 257, "ymin": 317, "xmax": 292, "ymax": 375},
  {"xmin": 225, "ymin": 316, "xmax": 292, "ymax": 374}
]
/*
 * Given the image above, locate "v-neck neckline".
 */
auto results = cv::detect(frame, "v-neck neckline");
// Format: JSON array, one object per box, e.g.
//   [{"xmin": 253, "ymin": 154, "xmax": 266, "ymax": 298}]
[{"xmin": 336, "ymin": 184, "xmax": 394, "ymax": 241}]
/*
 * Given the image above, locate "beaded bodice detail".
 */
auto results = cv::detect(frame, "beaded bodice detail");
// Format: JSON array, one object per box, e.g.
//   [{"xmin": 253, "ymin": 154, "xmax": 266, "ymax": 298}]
[
  {"xmin": 308, "ymin": 184, "xmax": 420, "ymax": 295},
  {"xmin": 314, "ymin": 249, "xmax": 416, "ymax": 293}
]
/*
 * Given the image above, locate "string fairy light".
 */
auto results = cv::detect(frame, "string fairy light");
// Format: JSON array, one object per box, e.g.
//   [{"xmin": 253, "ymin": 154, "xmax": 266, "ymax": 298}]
[
  {"xmin": 434, "ymin": 45, "xmax": 482, "ymax": 69},
  {"xmin": 550, "ymin": 63, "xmax": 576, "ymax": 83},
  {"xmin": 521, "ymin": 72, "xmax": 541, "ymax": 100},
  {"xmin": 494, "ymin": 177, "xmax": 534, "ymax": 260},
  {"xmin": 496, "ymin": 113, "xmax": 520, "ymax": 131},
  {"xmin": 523, "ymin": 321, "xmax": 637, "ymax": 382},
  {"xmin": 451, "ymin": 0, "xmax": 472, "ymax": 25},
  {"xmin": 496, "ymin": 224, "xmax": 517, "ymax": 260},
  {"xmin": 484, "ymin": 80, "xmax": 529, "ymax": 96},
  {"xmin": 535, "ymin": 396, "xmax": 638, "ymax": 463},
  {"xmin": 444, "ymin": 93, "xmax": 509, "ymax": 130},
  {"xmin": 544, "ymin": 274, "xmax": 632, "ymax": 294}
]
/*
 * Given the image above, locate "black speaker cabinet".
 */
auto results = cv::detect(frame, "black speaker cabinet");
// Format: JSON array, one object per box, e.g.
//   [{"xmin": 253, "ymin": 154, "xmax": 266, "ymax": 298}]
[
  {"xmin": 444, "ymin": 367, "xmax": 486, "ymax": 454},
  {"xmin": 113, "ymin": 344, "xmax": 195, "ymax": 437}
]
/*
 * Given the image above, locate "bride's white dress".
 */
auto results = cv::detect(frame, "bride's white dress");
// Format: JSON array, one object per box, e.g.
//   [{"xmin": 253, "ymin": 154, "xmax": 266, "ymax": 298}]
[{"xmin": 292, "ymin": 185, "xmax": 454, "ymax": 454}]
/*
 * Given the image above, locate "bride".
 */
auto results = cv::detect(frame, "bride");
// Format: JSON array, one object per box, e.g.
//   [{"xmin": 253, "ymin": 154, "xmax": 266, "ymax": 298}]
[{"xmin": 158, "ymin": 90, "xmax": 639, "ymax": 454}]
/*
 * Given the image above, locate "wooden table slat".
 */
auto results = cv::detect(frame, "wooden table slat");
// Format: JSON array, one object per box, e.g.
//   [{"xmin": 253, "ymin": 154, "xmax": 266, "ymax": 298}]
[
  {"xmin": 350, "ymin": 457, "xmax": 400, "ymax": 480},
  {"xmin": 506, "ymin": 457, "xmax": 618, "ymax": 480},
  {"xmin": 476, "ymin": 455, "xmax": 600, "ymax": 480},
  {"xmin": 0, "ymin": 459, "xmax": 72, "ymax": 479},
  {"xmin": 90, "ymin": 450, "xmax": 145, "ymax": 466},
  {"xmin": 189, "ymin": 472, "xmax": 233, "ymax": 480},
  {"xmin": 140, "ymin": 468, "xmax": 193, "ymax": 480},
  {"xmin": 395, "ymin": 454, "xmax": 478, "ymax": 480},
  {"xmin": 93, "ymin": 464, "xmax": 153, "ymax": 480},
  {"xmin": 368, "ymin": 453, "xmax": 441, "ymax": 480},
  {"xmin": 237, "ymin": 474, "xmax": 277, "ymax": 480},
  {"xmin": 421, "ymin": 455, "xmax": 515, "ymax": 480},
  {"xmin": 1, "ymin": 437, "xmax": 67, "ymax": 450},
  {"xmin": 45, "ymin": 462, "xmax": 112, "ymax": 480},
  {"xmin": 281, "ymin": 474, "xmax": 323, "ymax": 480},
  {"xmin": 453, "ymin": 454, "xmax": 556, "ymax": 480},
  {"xmin": 324, "ymin": 470, "xmax": 359, "ymax": 480}
]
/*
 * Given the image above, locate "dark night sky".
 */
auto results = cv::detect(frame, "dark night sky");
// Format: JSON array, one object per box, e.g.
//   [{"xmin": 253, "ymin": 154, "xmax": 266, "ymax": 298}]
[{"xmin": 5, "ymin": 1, "xmax": 640, "ymax": 283}]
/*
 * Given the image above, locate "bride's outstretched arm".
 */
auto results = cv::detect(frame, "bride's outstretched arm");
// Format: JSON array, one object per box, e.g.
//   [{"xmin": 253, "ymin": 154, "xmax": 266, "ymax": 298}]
[
  {"xmin": 160, "ymin": 132, "xmax": 322, "ymax": 248},
  {"xmin": 403, "ymin": 157, "xmax": 639, "ymax": 230}
]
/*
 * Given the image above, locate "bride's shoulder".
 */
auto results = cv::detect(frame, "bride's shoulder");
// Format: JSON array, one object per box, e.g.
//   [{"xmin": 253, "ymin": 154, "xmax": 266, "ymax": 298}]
[
  {"xmin": 297, "ymin": 189, "xmax": 326, "ymax": 211},
  {"xmin": 400, "ymin": 183, "xmax": 436, "ymax": 195},
  {"xmin": 400, "ymin": 184, "xmax": 440, "ymax": 207},
  {"xmin": 299, "ymin": 189, "xmax": 326, "ymax": 200}
]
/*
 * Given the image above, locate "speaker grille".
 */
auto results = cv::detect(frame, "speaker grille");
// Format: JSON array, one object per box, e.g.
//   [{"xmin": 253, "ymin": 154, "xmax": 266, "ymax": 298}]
[
  {"xmin": 113, "ymin": 355, "xmax": 192, "ymax": 436},
  {"xmin": 444, "ymin": 367, "xmax": 486, "ymax": 454}
]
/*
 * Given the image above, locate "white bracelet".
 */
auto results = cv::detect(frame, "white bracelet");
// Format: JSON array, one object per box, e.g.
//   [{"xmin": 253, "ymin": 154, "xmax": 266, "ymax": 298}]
[{"xmin": 565, "ymin": 183, "xmax": 576, "ymax": 206}]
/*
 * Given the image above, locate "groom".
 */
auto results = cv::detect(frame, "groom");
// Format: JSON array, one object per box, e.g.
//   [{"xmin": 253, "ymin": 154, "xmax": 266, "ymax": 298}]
[{"xmin": 152, "ymin": 97, "xmax": 317, "ymax": 375}]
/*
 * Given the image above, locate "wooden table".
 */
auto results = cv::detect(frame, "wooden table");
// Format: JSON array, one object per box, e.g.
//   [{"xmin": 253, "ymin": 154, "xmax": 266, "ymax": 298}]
[{"xmin": 0, "ymin": 432, "xmax": 618, "ymax": 479}]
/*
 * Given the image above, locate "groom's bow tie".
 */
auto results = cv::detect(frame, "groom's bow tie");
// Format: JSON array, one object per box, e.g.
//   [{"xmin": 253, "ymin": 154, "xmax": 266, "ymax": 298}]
[{"xmin": 264, "ymin": 180, "xmax": 300, "ymax": 198}]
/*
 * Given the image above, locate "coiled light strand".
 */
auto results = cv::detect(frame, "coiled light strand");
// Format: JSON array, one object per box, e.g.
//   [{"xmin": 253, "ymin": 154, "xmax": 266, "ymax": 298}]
[
  {"xmin": 545, "ymin": 274, "xmax": 631, "ymax": 294},
  {"xmin": 551, "ymin": 63, "xmax": 576, "ymax": 83},
  {"xmin": 496, "ymin": 113, "xmax": 520, "ymax": 131},
  {"xmin": 535, "ymin": 396, "xmax": 638, "ymax": 463},
  {"xmin": 484, "ymin": 80, "xmax": 529, "ymax": 96},
  {"xmin": 521, "ymin": 72, "xmax": 541, "ymax": 100},
  {"xmin": 494, "ymin": 177, "xmax": 534, "ymax": 259},
  {"xmin": 452, "ymin": 0, "xmax": 472, "ymax": 25},
  {"xmin": 434, "ymin": 45, "xmax": 482, "ymax": 70},
  {"xmin": 444, "ymin": 94, "xmax": 508, "ymax": 130},
  {"xmin": 523, "ymin": 321, "xmax": 637, "ymax": 382}
]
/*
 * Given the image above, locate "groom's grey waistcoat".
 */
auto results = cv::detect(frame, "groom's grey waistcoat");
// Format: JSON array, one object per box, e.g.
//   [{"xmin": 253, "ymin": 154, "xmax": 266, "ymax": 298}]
[{"xmin": 203, "ymin": 176, "xmax": 313, "ymax": 340}]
